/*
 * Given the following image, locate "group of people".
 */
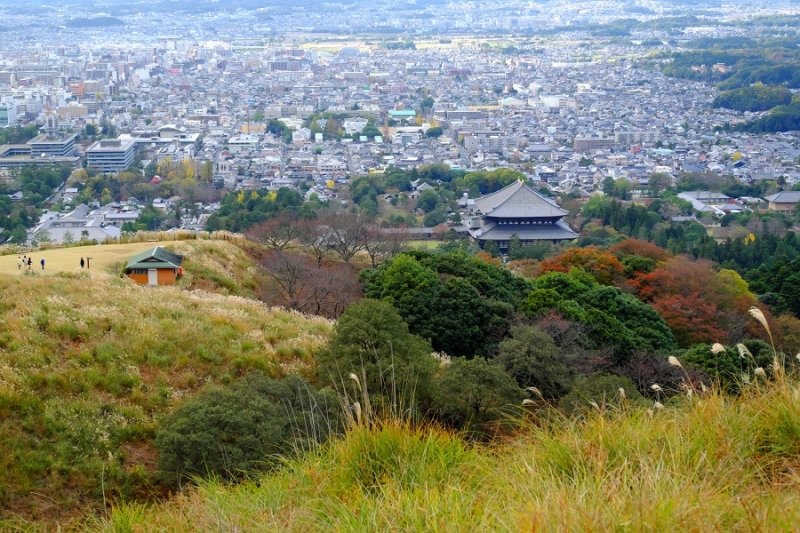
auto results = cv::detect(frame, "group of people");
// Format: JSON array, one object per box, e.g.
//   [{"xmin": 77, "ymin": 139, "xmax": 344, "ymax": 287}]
[
  {"xmin": 17, "ymin": 255, "xmax": 43, "ymax": 270},
  {"xmin": 15, "ymin": 255, "xmax": 90, "ymax": 271}
]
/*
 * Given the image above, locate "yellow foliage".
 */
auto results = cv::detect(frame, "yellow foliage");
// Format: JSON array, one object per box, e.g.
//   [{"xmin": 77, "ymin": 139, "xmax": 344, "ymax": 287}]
[
  {"xmin": 237, "ymin": 191, "xmax": 246, "ymax": 203},
  {"xmin": 732, "ymin": 151, "xmax": 742, "ymax": 161},
  {"xmin": 267, "ymin": 191, "xmax": 277, "ymax": 201},
  {"xmin": 744, "ymin": 233, "xmax": 756, "ymax": 244},
  {"xmin": 250, "ymin": 191, "xmax": 260, "ymax": 200}
]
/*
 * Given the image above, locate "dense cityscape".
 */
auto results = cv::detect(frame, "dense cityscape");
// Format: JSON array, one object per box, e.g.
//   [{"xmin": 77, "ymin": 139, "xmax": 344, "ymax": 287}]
[
  {"xmin": 1, "ymin": 0, "xmax": 799, "ymax": 244},
  {"xmin": 4, "ymin": 0, "xmax": 800, "ymax": 530}
]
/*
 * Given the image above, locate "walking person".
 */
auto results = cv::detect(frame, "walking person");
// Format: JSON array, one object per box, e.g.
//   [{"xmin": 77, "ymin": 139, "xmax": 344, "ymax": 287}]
[
  {"xmin": 27, "ymin": 257, "xmax": 32, "ymax": 269},
  {"xmin": 80, "ymin": 257, "xmax": 85, "ymax": 268},
  {"xmin": 40, "ymin": 258, "xmax": 45, "ymax": 270}
]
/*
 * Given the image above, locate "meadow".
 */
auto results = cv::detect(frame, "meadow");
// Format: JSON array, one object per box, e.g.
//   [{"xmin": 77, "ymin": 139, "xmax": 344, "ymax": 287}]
[
  {"xmin": 0, "ymin": 241, "xmax": 331, "ymax": 525},
  {"xmin": 94, "ymin": 378, "xmax": 800, "ymax": 532}
]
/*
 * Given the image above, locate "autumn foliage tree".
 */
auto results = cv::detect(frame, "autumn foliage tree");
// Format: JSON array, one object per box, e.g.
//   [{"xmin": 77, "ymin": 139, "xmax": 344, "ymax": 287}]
[
  {"xmin": 538, "ymin": 246, "xmax": 625, "ymax": 285},
  {"xmin": 629, "ymin": 256, "xmax": 764, "ymax": 346}
]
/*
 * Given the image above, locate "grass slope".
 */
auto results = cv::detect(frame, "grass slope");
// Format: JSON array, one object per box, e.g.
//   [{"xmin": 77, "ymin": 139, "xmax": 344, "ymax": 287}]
[
  {"xmin": 0, "ymin": 243, "xmax": 330, "ymax": 524},
  {"xmin": 97, "ymin": 383, "xmax": 800, "ymax": 532}
]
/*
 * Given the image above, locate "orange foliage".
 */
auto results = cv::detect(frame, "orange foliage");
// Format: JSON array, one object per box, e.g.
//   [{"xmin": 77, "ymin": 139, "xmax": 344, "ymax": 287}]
[
  {"xmin": 539, "ymin": 246, "xmax": 624, "ymax": 285},
  {"xmin": 608, "ymin": 238, "xmax": 672, "ymax": 262},
  {"xmin": 475, "ymin": 251, "xmax": 503, "ymax": 266}
]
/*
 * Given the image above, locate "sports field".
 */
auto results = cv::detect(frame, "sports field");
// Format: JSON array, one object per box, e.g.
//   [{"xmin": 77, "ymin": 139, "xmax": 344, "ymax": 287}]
[{"xmin": 0, "ymin": 242, "xmax": 160, "ymax": 276}]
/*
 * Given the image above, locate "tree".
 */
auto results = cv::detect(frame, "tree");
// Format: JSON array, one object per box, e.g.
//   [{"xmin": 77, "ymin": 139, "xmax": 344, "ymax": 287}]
[
  {"xmin": 539, "ymin": 247, "xmax": 625, "ymax": 285},
  {"xmin": 323, "ymin": 212, "xmax": 368, "ymax": 264},
  {"xmin": 496, "ymin": 325, "xmax": 574, "ymax": 399},
  {"xmin": 433, "ymin": 356, "xmax": 524, "ymax": 430},
  {"xmin": 245, "ymin": 212, "xmax": 305, "ymax": 252},
  {"xmin": 483, "ymin": 240, "xmax": 501, "ymax": 258},
  {"xmin": 416, "ymin": 189, "xmax": 439, "ymax": 213},
  {"xmin": 318, "ymin": 299, "xmax": 438, "ymax": 416},
  {"xmin": 32, "ymin": 230, "xmax": 51, "ymax": 246},
  {"xmin": 258, "ymin": 250, "xmax": 361, "ymax": 318},
  {"xmin": 648, "ymin": 173, "xmax": 672, "ymax": 196},
  {"xmin": 201, "ymin": 161, "xmax": 214, "ymax": 182},
  {"xmin": 155, "ymin": 374, "xmax": 340, "ymax": 486},
  {"xmin": 362, "ymin": 224, "xmax": 409, "ymax": 268},
  {"xmin": 602, "ymin": 176, "xmax": 617, "ymax": 197},
  {"xmin": 425, "ymin": 126, "xmax": 444, "ymax": 138},
  {"xmin": 361, "ymin": 251, "xmax": 528, "ymax": 357},
  {"xmin": 62, "ymin": 230, "xmax": 75, "ymax": 245}
]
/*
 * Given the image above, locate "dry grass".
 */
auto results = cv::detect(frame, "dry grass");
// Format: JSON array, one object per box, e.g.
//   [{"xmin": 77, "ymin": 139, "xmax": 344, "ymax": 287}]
[
  {"xmin": 90, "ymin": 381, "xmax": 800, "ymax": 533},
  {"xmin": 0, "ymin": 258, "xmax": 331, "ymax": 525},
  {"xmin": 0, "ymin": 242, "xmax": 161, "ymax": 276}
]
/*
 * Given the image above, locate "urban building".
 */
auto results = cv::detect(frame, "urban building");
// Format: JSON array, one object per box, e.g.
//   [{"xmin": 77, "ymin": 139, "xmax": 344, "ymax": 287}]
[{"xmin": 86, "ymin": 139, "xmax": 135, "ymax": 173}]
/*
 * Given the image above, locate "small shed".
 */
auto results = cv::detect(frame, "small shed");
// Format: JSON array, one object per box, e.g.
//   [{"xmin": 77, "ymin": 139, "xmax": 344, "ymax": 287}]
[{"xmin": 125, "ymin": 246, "xmax": 184, "ymax": 286}]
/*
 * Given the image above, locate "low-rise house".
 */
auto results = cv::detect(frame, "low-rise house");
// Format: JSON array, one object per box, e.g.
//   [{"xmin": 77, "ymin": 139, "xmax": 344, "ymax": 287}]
[
  {"xmin": 124, "ymin": 246, "xmax": 184, "ymax": 286},
  {"xmin": 765, "ymin": 191, "xmax": 800, "ymax": 213}
]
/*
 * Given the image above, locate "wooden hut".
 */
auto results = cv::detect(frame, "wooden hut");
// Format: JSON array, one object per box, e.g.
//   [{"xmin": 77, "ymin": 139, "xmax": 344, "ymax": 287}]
[{"xmin": 125, "ymin": 246, "xmax": 184, "ymax": 285}]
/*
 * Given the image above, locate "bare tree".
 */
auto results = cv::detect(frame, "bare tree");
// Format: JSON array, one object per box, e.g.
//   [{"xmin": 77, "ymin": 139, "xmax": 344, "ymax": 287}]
[
  {"xmin": 245, "ymin": 212, "xmax": 306, "ymax": 251},
  {"xmin": 298, "ymin": 218, "xmax": 333, "ymax": 266},
  {"xmin": 258, "ymin": 250, "xmax": 315, "ymax": 310},
  {"xmin": 362, "ymin": 224, "xmax": 410, "ymax": 268},
  {"xmin": 323, "ymin": 212, "xmax": 368, "ymax": 264}
]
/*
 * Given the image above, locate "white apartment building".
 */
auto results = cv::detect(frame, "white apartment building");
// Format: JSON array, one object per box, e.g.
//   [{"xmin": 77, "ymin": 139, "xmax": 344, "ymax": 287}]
[{"xmin": 86, "ymin": 139, "xmax": 135, "ymax": 173}]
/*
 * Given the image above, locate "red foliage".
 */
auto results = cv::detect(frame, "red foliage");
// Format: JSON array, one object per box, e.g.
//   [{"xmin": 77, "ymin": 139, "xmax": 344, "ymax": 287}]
[
  {"xmin": 608, "ymin": 238, "xmax": 672, "ymax": 262},
  {"xmin": 650, "ymin": 293, "xmax": 725, "ymax": 346},
  {"xmin": 630, "ymin": 255, "xmax": 768, "ymax": 346},
  {"xmin": 539, "ymin": 246, "xmax": 624, "ymax": 285}
]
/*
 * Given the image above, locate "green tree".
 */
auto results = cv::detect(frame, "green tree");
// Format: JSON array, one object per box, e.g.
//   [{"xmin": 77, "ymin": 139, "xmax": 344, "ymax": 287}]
[
  {"xmin": 318, "ymin": 299, "xmax": 438, "ymax": 414},
  {"xmin": 602, "ymin": 176, "xmax": 617, "ymax": 197},
  {"xmin": 425, "ymin": 126, "xmax": 444, "ymax": 138},
  {"xmin": 417, "ymin": 189, "xmax": 439, "ymax": 213},
  {"xmin": 483, "ymin": 240, "xmax": 501, "ymax": 258},
  {"xmin": 433, "ymin": 356, "xmax": 524, "ymax": 430},
  {"xmin": 496, "ymin": 325, "xmax": 574, "ymax": 399}
]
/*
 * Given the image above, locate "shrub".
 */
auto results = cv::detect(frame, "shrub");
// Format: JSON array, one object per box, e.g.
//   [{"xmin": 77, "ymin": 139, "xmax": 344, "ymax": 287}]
[
  {"xmin": 317, "ymin": 299, "xmax": 438, "ymax": 417},
  {"xmin": 155, "ymin": 374, "xmax": 340, "ymax": 486},
  {"xmin": 433, "ymin": 357, "xmax": 525, "ymax": 431},
  {"xmin": 559, "ymin": 373, "xmax": 644, "ymax": 415},
  {"xmin": 496, "ymin": 325, "xmax": 574, "ymax": 400}
]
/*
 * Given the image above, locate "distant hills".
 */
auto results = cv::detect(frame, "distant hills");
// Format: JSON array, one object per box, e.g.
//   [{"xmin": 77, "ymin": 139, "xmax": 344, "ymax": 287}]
[{"xmin": 64, "ymin": 16, "xmax": 125, "ymax": 27}]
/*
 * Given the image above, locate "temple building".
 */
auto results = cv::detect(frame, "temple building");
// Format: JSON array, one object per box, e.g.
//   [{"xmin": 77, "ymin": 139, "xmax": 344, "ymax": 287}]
[{"xmin": 467, "ymin": 180, "xmax": 578, "ymax": 251}]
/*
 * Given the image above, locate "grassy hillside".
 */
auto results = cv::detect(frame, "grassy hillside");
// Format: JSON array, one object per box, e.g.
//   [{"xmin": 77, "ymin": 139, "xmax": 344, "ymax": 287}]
[
  {"xmin": 94, "ymin": 380, "xmax": 800, "ymax": 532},
  {"xmin": 0, "ymin": 244, "xmax": 330, "ymax": 524}
]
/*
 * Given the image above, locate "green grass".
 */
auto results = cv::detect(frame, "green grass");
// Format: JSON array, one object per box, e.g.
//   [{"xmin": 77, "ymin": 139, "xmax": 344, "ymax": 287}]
[
  {"xmin": 91, "ymin": 381, "xmax": 800, "ymax": 532},
  {"xmin": 0, "ymin": 245, "xmax": 331, "ymax": 524}
]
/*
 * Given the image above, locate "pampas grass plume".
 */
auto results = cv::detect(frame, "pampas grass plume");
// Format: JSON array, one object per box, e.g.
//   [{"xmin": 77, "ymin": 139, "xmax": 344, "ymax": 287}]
[
  {"xmin": 526, "ymin": 386, "xmax": 542, "ymax": 399},
  {"xmin": 749, "ymin": 307, "xmax": 769, "ymax": 333},
  {"xmin": 737, "ymin": 344, "xmax": 753, "ymax": 360},
  {"xmin": 654, "ymin": 401, "xmax": 664, "ymax": 410},
  {"xmin": 650, "ymin": 384, "xmax": 663, "ymax": 392},
  {"xmin": 754, "ymin": 367, "xmax": 766, "ymax": 377},
  {"xmin": 618, "ymin": 388, "xmax": 626, "ymax": 399},
  {"xmin": 349, "ymin": 373, "xmax": 362, "ymax": 391},
  {"xmin": 522, "ymin": 399, "xmax": 536, "ymax": 406},
  {"xmin": 711, "ymin": 343, "xmax": 726, "ymax": 354},
  {"xmin": 668, "ymin": 356, "xmax": 683, "ymax": 368}
]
